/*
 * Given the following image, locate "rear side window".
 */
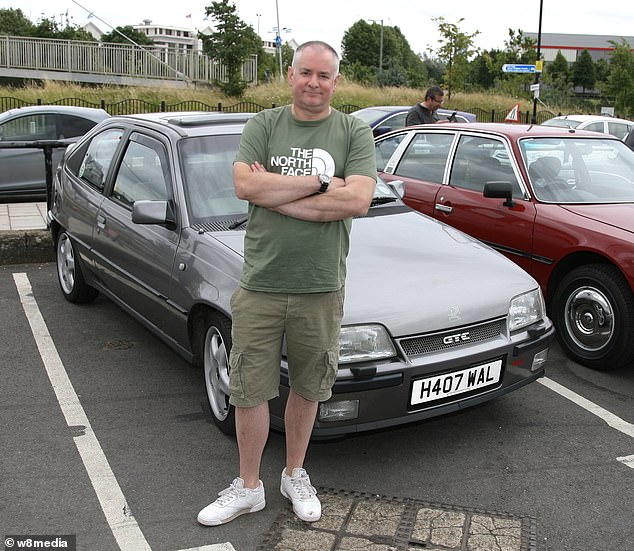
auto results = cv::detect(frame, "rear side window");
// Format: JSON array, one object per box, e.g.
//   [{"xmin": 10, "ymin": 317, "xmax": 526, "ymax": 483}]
[
  {"xmin": 393, "ymin": 133, "xmax": 453, "ymax": 184},
  {"xmin": 58, "ymin": 115, "xmax": 99, "ymax": 139},
  {"xmin": 69, "ymin": 129, "xmax": 123, "ymax": 190}
]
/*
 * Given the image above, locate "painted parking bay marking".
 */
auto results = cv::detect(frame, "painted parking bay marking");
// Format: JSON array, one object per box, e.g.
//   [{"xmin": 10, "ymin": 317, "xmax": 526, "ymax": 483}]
[
  {"xmin": 539, "ymin": 377, "xmax": 634, "ymax": 468},
  {"xmin": 13, "ymin": 272, "xmax": 235, "ymax": 551}
]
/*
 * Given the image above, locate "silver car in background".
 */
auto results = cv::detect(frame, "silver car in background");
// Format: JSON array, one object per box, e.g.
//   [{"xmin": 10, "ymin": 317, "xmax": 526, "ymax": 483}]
[
  {"xmin": 48, "ymin": 112, "xmax": 554, "ymax": 438},
  {"xmin": 0, "ymin": 105, "xmax": 110, "ymax": 201}
]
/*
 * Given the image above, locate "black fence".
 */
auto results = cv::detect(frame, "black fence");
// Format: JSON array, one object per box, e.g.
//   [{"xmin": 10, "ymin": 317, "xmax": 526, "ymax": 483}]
[{"xmin": 0, "ymin": 96, "xmax": 558, "ymax": 123}]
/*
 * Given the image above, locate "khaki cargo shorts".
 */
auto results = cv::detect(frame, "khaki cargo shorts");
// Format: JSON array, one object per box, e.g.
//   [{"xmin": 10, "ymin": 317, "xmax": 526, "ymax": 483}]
[{"xmin": 228, "ymin": 286, "xmax": 344, "ymax": 408}]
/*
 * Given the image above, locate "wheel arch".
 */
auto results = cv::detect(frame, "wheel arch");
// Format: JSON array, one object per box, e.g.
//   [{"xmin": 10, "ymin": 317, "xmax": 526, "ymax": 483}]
[{"xmin": 187, "ymin": 302, "xmax": 232, "ymax": 367}]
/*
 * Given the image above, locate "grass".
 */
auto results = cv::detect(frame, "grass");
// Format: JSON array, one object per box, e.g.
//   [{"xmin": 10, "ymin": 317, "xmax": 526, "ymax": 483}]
[{"xmin": 0, "ymin": 78, "xmax": 545, "ymax": 115}]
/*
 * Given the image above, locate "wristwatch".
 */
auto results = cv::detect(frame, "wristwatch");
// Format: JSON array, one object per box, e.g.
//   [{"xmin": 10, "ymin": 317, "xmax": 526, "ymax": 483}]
[{"xmin": 317, "ymin": 173, "xmax": 331, "ymax": 193}]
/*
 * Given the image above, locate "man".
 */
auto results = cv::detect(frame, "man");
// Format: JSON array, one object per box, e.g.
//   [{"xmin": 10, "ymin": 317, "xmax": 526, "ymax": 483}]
[
  {"xmin": 405, "ymin": 85, "xmax": 446, "ymax": 125},
  {"xmin": 197, "ymin": 41, "xmax": 377, "ymax": 526}
]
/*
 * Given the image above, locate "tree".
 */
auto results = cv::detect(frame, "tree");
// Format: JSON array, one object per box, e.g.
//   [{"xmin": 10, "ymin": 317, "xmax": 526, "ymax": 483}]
[
  {"xmin": 605, "ymin": 39, "xmax": 634, "ymax": 116},
  {"xmin": 201, "ymin": 0, "xmax": 261, "ymax": 97},
  {"xmin": 0, "ymin": 8, "xmax": 34, "ymax": 36},
  {"xmin": 542, "ymin": 51, "xmax": 573, "ymax": 104},
  {"xmin": 572, "ymin": 49, "xmax": 596, "ymax": 93},
  {"xmin": 101, "ymin": 26, "xmax": 154, "ymax": 46},
  {"xmin": 0, "ymin": 8, "xmax": 94, "ymax": 41},
  {"xmin": 341, "ymin": 20, "xmax": 426, "ymax": 87},
  {"xmin": 432, "ymin": 17, "xmax": 479, "ymax": 100}
]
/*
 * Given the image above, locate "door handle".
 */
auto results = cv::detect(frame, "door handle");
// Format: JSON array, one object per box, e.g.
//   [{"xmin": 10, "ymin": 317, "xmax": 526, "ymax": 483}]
[
  {"xmin": 96, "ymin": 214, "xmax": 106, "ymax": 231},
  {"xmin": 435, "ymin": 203, "xmax": 453, "ymax": 214}
]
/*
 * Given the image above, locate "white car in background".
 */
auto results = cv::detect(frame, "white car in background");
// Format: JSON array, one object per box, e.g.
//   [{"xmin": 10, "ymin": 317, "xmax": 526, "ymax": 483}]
[{"xmin": 542, "ymin": 114, "xmax": 633, "ymax": 140}]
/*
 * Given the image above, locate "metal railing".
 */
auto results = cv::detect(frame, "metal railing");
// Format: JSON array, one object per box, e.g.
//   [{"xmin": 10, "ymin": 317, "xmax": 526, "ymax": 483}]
[{"xmin": 0, "ymin": 34, "xmax": 257, "ymax": 86}]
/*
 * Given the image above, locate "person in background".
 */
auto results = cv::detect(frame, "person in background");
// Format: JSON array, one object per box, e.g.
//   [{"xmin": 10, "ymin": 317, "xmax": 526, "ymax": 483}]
[
  {"xmin": 406, "ymin": 85, "xmax": 446, "ymax": 125},
  {"xmin": 197, "ymin": 40, "xmax": 377, "ymax": 527}
]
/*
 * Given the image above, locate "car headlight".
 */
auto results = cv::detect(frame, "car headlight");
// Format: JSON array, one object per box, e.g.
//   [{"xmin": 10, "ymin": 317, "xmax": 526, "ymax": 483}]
[
  {"xmin": 508, "ymin": 288, "xmax": 546, "ymax": 332},
  {"xmin": 338, "ymin": 324, "xmax": 397, "ymax": 364}
]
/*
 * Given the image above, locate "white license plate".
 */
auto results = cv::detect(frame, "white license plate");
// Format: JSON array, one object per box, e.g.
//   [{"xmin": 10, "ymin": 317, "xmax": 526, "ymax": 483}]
[{"xmin": 410, "ymin": 360, "xmax": 503, "ymax": 406}]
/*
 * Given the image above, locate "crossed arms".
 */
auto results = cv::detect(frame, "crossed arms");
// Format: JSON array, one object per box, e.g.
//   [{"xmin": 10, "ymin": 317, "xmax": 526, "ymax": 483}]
[{"xmin": 233, "ymin": 161, "xmax": 376, "ymax": 222}]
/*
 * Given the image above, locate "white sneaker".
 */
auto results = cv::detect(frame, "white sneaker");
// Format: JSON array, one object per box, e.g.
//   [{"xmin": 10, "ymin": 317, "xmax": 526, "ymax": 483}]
[
  {"xmin": 197, "ymin": 477, "xmax": 265, "ymax": 526},
  {"xmin": 280, "ymin": 467, "xmax": 321, "ymax": 522}
]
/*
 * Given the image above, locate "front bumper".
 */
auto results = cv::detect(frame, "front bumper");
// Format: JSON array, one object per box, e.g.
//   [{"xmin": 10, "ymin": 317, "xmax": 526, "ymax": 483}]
[{"xmin": 269, "ymin": 319, "xmax": 555, "ymax": 438}]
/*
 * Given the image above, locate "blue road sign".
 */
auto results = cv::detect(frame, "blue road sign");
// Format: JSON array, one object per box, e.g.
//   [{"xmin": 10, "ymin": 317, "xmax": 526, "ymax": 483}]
[{"xmin": 502, "ymin": 64, "xmax": 536, "ymax": 74}]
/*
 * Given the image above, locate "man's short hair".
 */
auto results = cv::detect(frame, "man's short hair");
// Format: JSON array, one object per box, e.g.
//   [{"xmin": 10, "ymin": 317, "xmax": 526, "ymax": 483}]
[
  {"xmin": 425, "ymin": 85, "xmax": 444, "ymax": 100},
  {"xmin": 292, "ymin": 41, "xmax": 340, "ymax": 75}
]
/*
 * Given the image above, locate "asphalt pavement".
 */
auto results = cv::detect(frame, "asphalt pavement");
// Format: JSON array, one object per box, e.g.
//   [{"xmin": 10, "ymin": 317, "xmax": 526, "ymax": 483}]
[{"xmin": 3, "ymin": 203, "xmax": 632, "ymax": 551}]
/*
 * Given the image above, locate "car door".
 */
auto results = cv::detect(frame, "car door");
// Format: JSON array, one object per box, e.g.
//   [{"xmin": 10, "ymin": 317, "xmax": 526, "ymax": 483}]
[
  {"xmin": 91, "ymin": 130, "xmax": 183, "ymax": 341},
  {"xmin": 431, "ymin": 134, "xmax": 538, "ymax": 275},
  {"xmin": 0, "ymin": 112, "xmax": 59, "ymax": 196}
]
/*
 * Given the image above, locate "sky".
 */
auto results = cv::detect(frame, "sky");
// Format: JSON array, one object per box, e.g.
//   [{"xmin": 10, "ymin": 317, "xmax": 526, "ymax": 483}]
[{"xmin": 7, "ymin": 0, "xmax": 634, "ymax": 57}]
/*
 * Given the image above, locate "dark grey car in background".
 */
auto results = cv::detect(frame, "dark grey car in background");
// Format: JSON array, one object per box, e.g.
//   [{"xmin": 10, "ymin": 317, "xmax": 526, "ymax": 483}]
[
  {"xmin": 0, "ymin": 105, "xmax": 109, "ymax": 201},
  {"xmin": 48, "ymin": 112, "xmax": 554, "ymax": 438}
]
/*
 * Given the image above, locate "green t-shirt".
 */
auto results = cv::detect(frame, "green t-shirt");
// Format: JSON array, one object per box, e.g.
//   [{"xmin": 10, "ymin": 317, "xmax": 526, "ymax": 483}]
[{"xmin": 235, "ymin": 105, "xmax": 376, "ymax": 293}]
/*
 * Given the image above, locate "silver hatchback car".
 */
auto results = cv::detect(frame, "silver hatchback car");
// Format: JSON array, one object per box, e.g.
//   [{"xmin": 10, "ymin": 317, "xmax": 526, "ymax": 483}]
[{"xmin": 48, "ymin": 112, "xmax": 554, "ymax": 438}]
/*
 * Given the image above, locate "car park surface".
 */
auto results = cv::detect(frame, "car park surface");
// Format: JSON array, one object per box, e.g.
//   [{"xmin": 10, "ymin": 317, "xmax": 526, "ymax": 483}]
[
  {"xmin": 351, "ymin": 105, "xmax": 476, "ymax": 136},
  {"xmin": 542, "ymin": 114, "xmax": 633, "ymax": 140},
  {"xmin": 2, "ymin": 262, "xmax": 634, "ymax": 551},
  {"xmin": 374, "ymin": 122, "xmax": 634, "ymax": 371},
  {"xmin": 47, "ymin": 112, "xmax": 553, "ymax": 438},
  {"xmin": 0, "ymin": 105, "xmax": 110, "ymax": 202}
]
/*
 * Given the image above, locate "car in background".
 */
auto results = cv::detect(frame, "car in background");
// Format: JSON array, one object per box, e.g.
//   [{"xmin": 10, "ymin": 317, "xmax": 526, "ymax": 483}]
[
  {"xmin": 542, "ymin": 114, "xmax": 633, "ymax": 140},
  {"xmin": 0, "ymin": 105, "xmax": 110, "ymax": 201},
  {"xmin": 374, "ymin": 122, "xmax": 634, "ymax": 371},
  {"xmin": 48, "ymin": 112, "xmax": 553, "ymax": 438},
  {"xmin": 624, "ymin": 129, "xmax": 634, "ymax": 152},
  {"xmin": 351, "ymin": 105, "xmax": 476, "ymax": 137}
]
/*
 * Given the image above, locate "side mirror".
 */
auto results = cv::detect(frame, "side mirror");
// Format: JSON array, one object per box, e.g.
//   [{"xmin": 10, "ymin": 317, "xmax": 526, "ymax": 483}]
[
  {"xmin": 132, "ymin": 200, "xmax": 177, "ymax": 229},
  {"xmin": 483, "ymin": 181, "xmax": 515, "ymax": 208},
  {"xmin": 386, "ymin": 179, "xmax": 405, "ymax": 199}
]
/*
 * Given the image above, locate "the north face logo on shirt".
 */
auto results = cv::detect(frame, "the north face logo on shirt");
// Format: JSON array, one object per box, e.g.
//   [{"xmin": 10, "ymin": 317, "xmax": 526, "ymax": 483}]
[{"xmin": 270, "ymin": 147, "xmax": 335, "ymax": 176}]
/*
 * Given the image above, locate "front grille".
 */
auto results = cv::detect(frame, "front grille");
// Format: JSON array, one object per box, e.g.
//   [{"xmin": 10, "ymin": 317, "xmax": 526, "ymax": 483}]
[{"xmin": 398, "ymin": 319, "xmax": 503, "ymax": 358}]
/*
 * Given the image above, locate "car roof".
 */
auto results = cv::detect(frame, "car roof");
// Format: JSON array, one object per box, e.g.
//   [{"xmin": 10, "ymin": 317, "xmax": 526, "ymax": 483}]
[
  {"xmin": 101, "ymin": 111, "xmax": 255, "ymax": 137},
  {"xmin": 545, "ymin": 114, "xmax": 633, "ymax": 125},
  {"xmin": 391, "ymin": 121, "xmax": 623, "ymax": 139},
  {"xmin": 0, "ymin": 105, "xmax": 110, "ymax": 121}
]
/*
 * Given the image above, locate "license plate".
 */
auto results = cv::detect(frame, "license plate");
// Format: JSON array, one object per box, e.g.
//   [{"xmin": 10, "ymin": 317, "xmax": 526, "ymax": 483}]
[{"xmin": 410, "ymin": 360, "xmax": 503, "ymax": 406}]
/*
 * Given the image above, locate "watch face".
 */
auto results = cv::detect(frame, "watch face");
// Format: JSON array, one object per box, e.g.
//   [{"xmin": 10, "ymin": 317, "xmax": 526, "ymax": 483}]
[{"xmin": 319, "ymin": 174, "xmax": 331, "ymax": 184}]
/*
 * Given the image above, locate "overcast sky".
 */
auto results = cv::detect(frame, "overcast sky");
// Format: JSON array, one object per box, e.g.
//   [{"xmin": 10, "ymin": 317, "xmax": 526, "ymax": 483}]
[{"xmin": 8, "ymin": 0, "xmax": 634, "ymax": 56}]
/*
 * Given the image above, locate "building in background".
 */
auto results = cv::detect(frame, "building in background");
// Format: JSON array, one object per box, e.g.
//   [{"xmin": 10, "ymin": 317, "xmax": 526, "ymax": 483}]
[{"xmin": 525, "ymin": 32, "xmax": 634, "ymax": 63}]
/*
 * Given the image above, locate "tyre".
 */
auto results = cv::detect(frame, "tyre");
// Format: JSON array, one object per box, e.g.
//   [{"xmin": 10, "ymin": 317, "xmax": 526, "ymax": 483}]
[
  {"xmin": 55, "ymin": 231, "xmax": 98, "ymax": 304},
  {"xmin": 200, "ymin": 311, "xmax": 236, "ymax": 435},
  {"xmin": 552, "ymin": 264, "xmax": 634, "ymax": 370}
]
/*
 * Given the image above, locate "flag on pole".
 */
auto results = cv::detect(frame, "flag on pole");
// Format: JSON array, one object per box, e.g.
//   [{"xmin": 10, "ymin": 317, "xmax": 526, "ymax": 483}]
[{"xmin": 505, "ymin": 102, "xmax": 521, "ymax": 123}]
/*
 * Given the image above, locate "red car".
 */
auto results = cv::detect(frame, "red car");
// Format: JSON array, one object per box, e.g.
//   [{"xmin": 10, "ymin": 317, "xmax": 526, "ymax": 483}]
[{"xmin": 375, "ymin": 122, "xmax": 634, "ymax": 371}]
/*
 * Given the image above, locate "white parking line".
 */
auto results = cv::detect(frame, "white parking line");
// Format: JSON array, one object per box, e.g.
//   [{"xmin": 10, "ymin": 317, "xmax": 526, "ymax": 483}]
[
  {"xmin": 13, "ymin": 273, "xmax": 235, "ymax": 551},
  {"xmin": 539, "ymin": 377, "xmax": 634, "ymax": 468}
]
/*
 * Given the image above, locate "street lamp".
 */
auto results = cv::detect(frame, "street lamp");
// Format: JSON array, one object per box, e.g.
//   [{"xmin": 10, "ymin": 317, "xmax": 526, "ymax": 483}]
[
  {"xmin": 256, "ymin": 13, "xmax": 261, "ymax": 37},
  {"xmin": 275, "ymin": 0, "xmax": 284, "ymax": 82},
  {"xmin": 531, "ymin": 0, "xmax": 544, "ymax": 124}
]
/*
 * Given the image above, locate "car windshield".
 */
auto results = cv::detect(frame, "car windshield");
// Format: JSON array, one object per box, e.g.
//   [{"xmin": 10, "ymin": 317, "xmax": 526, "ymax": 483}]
[
  {"xmin": 351, "ymin": 108, "xmax": 398, "ymax": 124},
  {"xmin": 179, "ymin": 134, "xmax": 395, "ymax": 224},
  {"xmin": 179, "ymin": 134, "xmax": 248, "ymax": 223},
  {"xmin": 542, "ymin": 118, "xmax": 582, "ymax": 129},
  {"xmin": 520, "ymin": 137, "xmax": 634, "ymax": 203}
]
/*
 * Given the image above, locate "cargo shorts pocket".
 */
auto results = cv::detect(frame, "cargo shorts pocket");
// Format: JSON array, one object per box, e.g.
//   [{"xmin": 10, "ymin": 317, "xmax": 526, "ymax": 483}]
[
  {"xmin": 228, "ymin": 349, "xmax": 245, "ymax": 400},
  {"xmin": 319, "ymin": 346, "xmax": 339, "ymax": 394}
]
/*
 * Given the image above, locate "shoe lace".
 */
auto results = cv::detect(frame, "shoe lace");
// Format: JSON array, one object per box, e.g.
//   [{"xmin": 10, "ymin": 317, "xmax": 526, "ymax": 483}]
[
  {"xmin": 290, "ymin": 472, "xmax": 317, "ymax": 501},
  {"xmin": 216, "ymin": 480, "xmax": 248, "ymax": 506}
]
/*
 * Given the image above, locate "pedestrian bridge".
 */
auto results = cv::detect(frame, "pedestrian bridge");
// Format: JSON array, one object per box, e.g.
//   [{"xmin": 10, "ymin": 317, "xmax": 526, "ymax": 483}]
[{"xmin": 0, "ymin": 34, "xmax": 257, "ymax": 88}]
